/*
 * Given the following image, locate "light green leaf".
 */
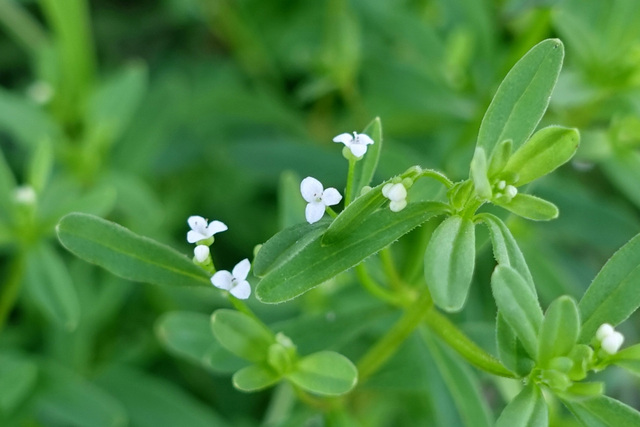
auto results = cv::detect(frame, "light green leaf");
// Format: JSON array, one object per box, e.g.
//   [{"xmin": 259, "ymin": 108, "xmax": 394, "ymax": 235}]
[
  {"xmin": 56, "ymin": 213, "xmax": 211, "ymax": 288},
  {"xmin": 287, "ymin": 351, "xmax": 357, "ymax": 396},
  {"xmin": 349, "ymin": 117, "xmax": 383, "ymax": 202},
  {"xmin": 256, "ymin": 201, "xmax": 447, "ymax": 303},
  {"xmin": 578, "ymin": 231, "xmax": 640, "ymax": 342},
  {"xmin": 496, "ymin": 313, "xmax": 534, "ymax": 377},
  {"xmin": 477, "ymin": 212, "xmax": 534, "ymax": 288},
  {"xmin": 537, "ymin": 296, "xmax": 580, "ymax": 367},
  {"xmin": 487, "ymin": 139, "xmax": 512, "ymax": 177},
  {"xmin": 278, "ymin": 170, "xmax": 306, "ymax": 229},
  {"xmin": 233, "ymin": 365, "xmax": 281, "ymax": 392},
  {"xmin": 491, "ymin": 265, "xmax": 543, "ymax": 358},
  {"xmin": 210, "ymin": 309, "xmax": 274, "ymax": 363},
  {"xmin": 420, "ymin": 327, "xmax": 493, "ymax": 427},
  {"xmin": 27, "ymin": 138, "xmax": 53, "ymax": 194},
  {"xmin": 504, "ymin": 126, "xmax": 580, "ymax": 186},
  {"xmin": 611, "ymin": 344, "xmax": 640, "ymax": 376},
  {"xmin": 0, "ymin": 353, "xmax": 38, "ymax": 414},
  {"xmin": 563, "ymin": 395, "xmax": 640, "ymax": 427},
  {"xmin": 470, "ymin": 147, "xmax": 492, "ymax": 199},
  {"xmin": 494, "ymin": 193, "xmax": 559, "ymax": 221},
  {"xmin": 25, "ymin": 243, "xmax": 80, "ymax": 330},
  {"xmin": 155, "ymin": 311, "xmax": 244, "ymax": 374},
  {"xmin": 424, "ymin": 215, "xmax": 476, "ymax": 312},
  {"xmin": 496, "ymin": 384, "xmax": 548, "ymax": 427},
  {"xmin": 477, "ymin": 39, "xmax": 564, "ymax": 156}
]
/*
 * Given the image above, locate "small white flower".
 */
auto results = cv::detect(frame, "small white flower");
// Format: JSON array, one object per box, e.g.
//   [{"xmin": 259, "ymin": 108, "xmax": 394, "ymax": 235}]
[
  {"xmin": 504, "ymin": 185, "xmax": 518, "ymax": 199},
  {"xmin": 382, "ymin": 183, "xmax": 408, "ymax": 212},
  {"xmin": 14, "ymin": 185, "xmax": 37, "ymax": 205},
  {"xmin": 187, "ymin": 216, "xmax": 227, "ymax": 243},
  {"xmin": 601, "ymin": 331, "xmax": 624, "ymax": 354},
  {"xmin": 596, "ymin": 323, "xmax": 615, "ymax": 341},
  {"xmin": 333, "ymin": 132, "xmax": 375, "ymax": 158},
  {"xmin": 211, "ymin": 258, "xmax": 252, "ymax": 299},
  {"xmin": 194, "ymin": 245, "xmax": 210, "ymax": 263},
  {"xmin": 300, "ymin": 177, "xmax": 342, "ymax": 224}
]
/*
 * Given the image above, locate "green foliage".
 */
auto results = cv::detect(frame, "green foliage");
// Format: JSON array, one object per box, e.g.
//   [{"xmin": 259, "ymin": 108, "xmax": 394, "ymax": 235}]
[{"xmin": 496, "ymin": 384, "xmax": 548, "ymax": 427}]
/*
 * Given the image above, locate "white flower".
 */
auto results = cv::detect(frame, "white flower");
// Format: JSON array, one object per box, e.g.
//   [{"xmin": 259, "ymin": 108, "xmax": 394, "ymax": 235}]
[
  {"xmin": 187, "ymin": 216, "xmax": 227, "ymax": 243},
  {"xmin": 596, "ymin": 323, "xmax": 615, "ymax": 341},
  {"xmin": 211, "ymin": 258, "xmax": 251, "ymax": 299},
  {"xmin": 194, "ymin": 245, "xmax": 210, "ymax": 263},
  {"xmin": 14, "ymin": 185, "xmax": 36, "ymax": 205},
  {"xmin": 382, "ymin": 183, "xmax": 407, "ymax": 212},
  {"xmin": 300, "ymin": 177, "xmax": 342, "ymax": 224},
  {"xmin": 333, "ymin": 132, "xmax": 375, "ymax": 158},
  {"xmin": 596, "ymin": 323, "xmax": 624, "ymax": 354}
]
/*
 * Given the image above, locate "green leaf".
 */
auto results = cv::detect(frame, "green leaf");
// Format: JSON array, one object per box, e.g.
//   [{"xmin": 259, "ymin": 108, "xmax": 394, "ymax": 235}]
[
  {"xmin": 477, "ymin": 213, "xmax": 534, "ymax": 288},
  {"xmin": 210, "ymin": 309, "xmax": 274, "ymax": 363},
  {"xmin": 420, "ymin": 327, "xmax": 493, "ymax": 427},
  {"xmin": 278, "ymin": 170, "xmax": 306, "ymax": 229},
  {"xmin": 494, "ymin": 193, "xmax": 559, "ymax": 221},
  {"xmin": 233, "ymin": 365, "xmax": 281, "ymax": 392},
  {"xmin": 0, "ymin": 147, "xmax": 16, "ymax": 222},
  {"xmin": 256, "ymin": 201, "xmax": 447, "ymax": 303},
  {"xmin": 287, "ymin": 351, "xmax": 357, "ymax": 396},
  {"xmin": 487, "ymin": 139, "xmax": 512, "ymax": 177},
  {"xmin": 0, "ymin": 353, "xmax": 38, "ymax": 414},
  {"xmin": 56, "ymin": 213, "xmax": 211, "ymax": 288},
  {"xmin": 25, "ymin": 243, "xmax": 80, "ymax": 330},
  {"xmin": 477, "ymin": 39, "xmax": 564, "ymax": 156},
  {"xmin": 601, "ymin": 150, "xmax": 640, "ymax": 210},
  {"xmin": 27, "ymin": 138, "xmax": 53, "ymax": 194},
  {"xmin": 424, "ymin": 215, "xmax": 476, "ymax": 312},
  {"xmin": 470, "ymin": 147, "xmax": 492, "ymax": 199},
  {"xmin": 611, "ymin": 344, "xmax": 640, "ymax": 376},
  {"xmin": 496, "ymin": 313, "xmax": 534, "ymax": 377},
  {"xmin": 349, "ymin": 117, "xmax": 383, "ymax": 202},
  {"xmin": 155, "ymin": 311, "xmax": 244, "ymax": 374},
  {"xmin": 503, "ymin": 126, "xmax": 580, "ymax": 186},
  {"xmin": 491, "ymin": 265, "xmax": 543, "ymax": 358},
  {"xmin": 563, "ymin": 395, "xmax": 640, "ymax": 427},
  {"xmin": 537, "ymin": 296, "xmax": 581, "ymax": 367},
  {"xmin": 578, "ymin": 231, "xmax": 640, "ymax": 343},
  {"xmin": 496, "ymin": 384, "xmax": 548, "ymax": 427}
]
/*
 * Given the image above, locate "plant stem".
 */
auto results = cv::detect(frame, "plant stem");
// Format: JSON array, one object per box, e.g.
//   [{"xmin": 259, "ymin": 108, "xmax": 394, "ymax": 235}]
[
  {"xmin": 419, "ymin": 169, "xmax": 454, "ymax": 189},
  {"xmin": 379, "ymin": 247, "xmax": 403, "ymax": 291},
  {"xmin": 0, "ymin": 0, "xmax": 49, "ymax": 56},
  {"xmin": 357, "ymin": 289, "xmax": 432, "ymax": 382},
  {"xmin": 344, "ymin": 157, "xmax": 357, "ymax": 206},
  {"xmin": 0, "ymin": 254, "xmax": 26, "ymax": 332},
  {"xmin": 423, "ymin": 308, "xmax": 516, "ymax": 378},
  {"xmin": 229, "ymin": 297, "xmax": 261, "ymax": 324},
  {"xmin": 355, "ymin": 264, "xmax": 404, "ymax": 307}
]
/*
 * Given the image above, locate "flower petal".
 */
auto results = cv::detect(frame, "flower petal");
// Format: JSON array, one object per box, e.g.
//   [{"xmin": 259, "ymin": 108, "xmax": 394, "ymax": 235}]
[
  {"xmin": 332, "ymin": 133, "xmax": 354, "ymax": 145},
  {"xmin": 211, "ymin": 270, "xmax": 234, "ymax": 290},
  {"xmin": 207, "ymin": 220, "xmax": 228, "ymax": 236},
  {"xmin": 596, "ymin": 323, "xmax": 614, "ymax": 341},
  {"xmin": 349, "ymin": 143, "xmax": 368, "ymax": 158},
  {"xmin": 187, "ymin": 230, "xmax": 205, "ymax": 243},
  {"xmin": 356, "ymin": 133, "xmax": 374, "ymax": 145},
  {"xmin": 194, "ymin": 245, "xmax": 210, "ymax": 263},
  {"xmin": 386, "ymin": 183, "xmax": 407, "ymax": 201},
  {"xmin": 382, "ymin": 183, "xmax": 393, "ymax": 198},
  {"xmin": 305, "ymin": 202, "xmax": 325, "ymax": 224},
  {"xmin": 300, "ymin": 177, "xmax": 323, "ymax": 203},
  {"xmin": 232, "ymin": 258, "xmax": 251, "ymax": 281},
  {"xmin": 602, "ymin": 331, "xmax": 624, "ymax": 354},
  {"xmin": 321, "ymin": 188, "xmax": 342, "ymax": 206},
  {"xmin": 390, "ymin": 199, "xmax": 408, "ymax": 212},
  {"xmin": 230, "ymin": 280, "xmax": 251, "ymax": 300},
  {"xmin": 188, "ymin": 215, "xmax": 207, "ymax": 232}
]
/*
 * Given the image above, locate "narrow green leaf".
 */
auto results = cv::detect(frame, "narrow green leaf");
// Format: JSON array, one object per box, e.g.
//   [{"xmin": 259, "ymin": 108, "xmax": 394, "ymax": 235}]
[
  {"xmin": 27, "ymin": 138, "xmax": 53, "ymax": 194},
  {"xmin": 233, "ymin": 365, "xmax": 281, "ymax": 392},
  {"xmin": 256, "ymin": 201, "xmax": 447, "ymax": 303},
  {"xmin": 278, "ymin": 170, "xmax": 306, "ymax": 229},
  {"xmin": 287, "ymin": 351, "xmax": 357, "ymax": 396},
  {"xmin": 611, "ymin": 344, "xmax": 640, "ymax": 376},
  {"xmin": 477, "ymin": 39, "xmax": 564, "ymax": 155},
  {"xmin": 538, "ymin": 296, "xmax": 580, "ymax": 367},
  {"xmin": 496, "ymin": 313, "xmax": 534, "ymax": 377},
  {"xmin": 424, "ymin": 215, "xmax": 476, "ymax": 312},
  {"xmin": 25, "ymin": 243, "xmax": 80, "ymax": 330},
  {"xmin": 0, "ymin": 353, "xmax": 38, "ymax": 414},
  {"xmin": 504, "ymin": 126, "xmax": 580, "ymax": 186},
  {"xmin": 477, "ymin": 213, "xmax": 534, "ymax": 288},
  {"xmin": 470, "ymin": 147, "xmax": 492, "ymax": 199},
  {"xmin": 210, "ymin": 309, "xmax": 274, "ymax": 363},
  {"xmin": 0, "ymin": 147, "xmax": 16, "ymax": 221},
  {"xmin": 420, "ymin": 327, "xmax": 493, "ymax": 427},
  {"xmin": 155, "ymin": 311, "xmax": 244, "ymax": 374},
  {"xmin": 487, "ymin": 139, "xmax": 513, "ymax": 177},
  {"xmin": 601, "ymin": 150, "xmax": 640, "ymax": 210},
  {"xmin": 578, "ymin": 232, "xmax": 640, "ymax": 342},
  {"xmin": 56, "ymin": 213, "xmax": 211, "ymax": 288},
  {"xmin": 496, "ymin": 384, "xmax": 548, "ymax": 427},
  {"xmin": 563, "ymin": 395, "xmax": 640, "ymax": 427},
  {"xmin": 491, "ymin": 265, "xmax": 543, "ymax": 358},
  {"xmin": 494, "ymin": 193, "xmax": 559, "ymax": 221},
  {"xmin": 349, "ymin": 117, "xmax": 383, "ymax": 202}
]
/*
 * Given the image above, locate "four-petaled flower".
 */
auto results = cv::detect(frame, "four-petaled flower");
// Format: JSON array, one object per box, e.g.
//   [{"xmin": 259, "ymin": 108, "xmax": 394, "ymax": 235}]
[
  {"xmin": 187, "ymin": 215, "xmax": 228, "ymax": 243},
  {"xmin": 211, "ymin": 258, "xmax": 252, "ymax": 299},
  {"xmin": 382, "ymin": 183, "xmax": 408, "ymax": 212},
  {"xmin": 596, "ymin": 323, "xmax": 624, "ymax": 355},
  {"xmin": 333, "ymin": 132, "xmax": 375, "ymax": 158},
  {"xmin": 300, "ymin": 177, "xmax": 342, "ymax": 224}
]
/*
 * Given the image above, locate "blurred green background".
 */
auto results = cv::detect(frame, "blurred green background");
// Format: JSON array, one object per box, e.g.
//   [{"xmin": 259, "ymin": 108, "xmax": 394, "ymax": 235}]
[{"xmin": 1, "ymin": 0, "xmax": 639, "ymax": 425}]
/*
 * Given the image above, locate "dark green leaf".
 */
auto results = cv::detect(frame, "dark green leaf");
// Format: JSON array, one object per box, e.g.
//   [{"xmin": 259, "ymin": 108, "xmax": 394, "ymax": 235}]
[
  {"xmin": 563, "ymin": 395, "xmax": 640, "ymax": 427},
  {"xmin": 0, "ymin": 353, "xmax": 38, "ymax": 414},
  {"xmin": 496, "ymin": 313, "xmax": 534, "ymax": 377},
  {"xmin": 496, "ymin": 384, "xmax": 548, "ymax": 427},
  {"xmin": 349, "ymin": 117, "xmax": 383, "ymax": 202}
]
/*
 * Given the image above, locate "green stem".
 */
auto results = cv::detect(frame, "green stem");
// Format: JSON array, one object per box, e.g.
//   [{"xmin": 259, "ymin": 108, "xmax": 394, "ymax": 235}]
[
  {"xmin": 379, "ymin": 248, "xmax": 403, "ymax": 291},
  {"xmin": 357, "ymin": 289, "xmax": 432, "ymax": 382},
  {"xmin": 0, "ymin": 254, "xmax": 26, "ymax": 332},
  {"xmin": 326, "ymin": 206, "xmax": 338, "ymax": 218},
  {"xmin": 344, "ymin": 157, "xmax": 357, "ymax": 206},
  {"xmin": 0, "ymin": 0, "xmax": 50, "ymax": 56},
  {"xmin": 423, "ymin": 308, "xmax": 516, "ymax": 378},
  {"xmin": 355, "ymin": 264, "xmax": 405, "ymax": 307},
  {"xmin": 419, "ymin": 169, "xmax": 454, "ymax": 189},
  {"xmin": 229, "ymin": 297, "xmax": 261, "ymax": 324}
]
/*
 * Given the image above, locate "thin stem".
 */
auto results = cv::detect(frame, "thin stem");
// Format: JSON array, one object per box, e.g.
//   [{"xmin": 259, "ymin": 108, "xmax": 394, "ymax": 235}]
[
  {"xmin": 379, "ymin": 248, "xmax": 403, "ymax": 291},
  {"xmin": 357, "ymin": 289, "xmax": 432, "ymax": 382},
  {"xmin": 344, "ymin": 157, "xmax": 357, "ymax": 206},
  {"xmin": 355, "ymin": 264, "xmax": 405, "ymax": 307},
  {"xmin": 0, "ymin": 254, "xmax": 26, "ymax": 332},
  {"xmin": 423, "ymin": 308, "xmax": 516, "ymax": 378},
  {"xmin": 229, "ymin": 297, "xmax": 261, "ymax": 324},
  {"xmin": 419, "ymin": 169, "xmax": 454, "ymax": 189},
  {"xmin": 326, "ymin": 206, "xmax": 338, "ymax": 218},
  {"xmin": 0, "ymin": 0, "xmax": 49, "ymax": 56}
]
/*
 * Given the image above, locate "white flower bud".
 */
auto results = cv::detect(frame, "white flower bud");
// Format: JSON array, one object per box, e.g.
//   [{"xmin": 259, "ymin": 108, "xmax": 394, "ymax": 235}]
[
  {"xmin": 601, "ymin": 331, "xmax": 624, "ymax": 354},
  {"xmin": 194, "ymin": 245, "xmax": 210, "ymax": 263},
  {"xmin": 596, "ymin": 323, "xmax": 614, "ymax": 341}
]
